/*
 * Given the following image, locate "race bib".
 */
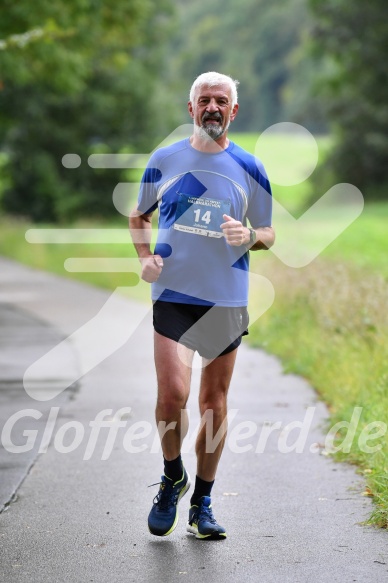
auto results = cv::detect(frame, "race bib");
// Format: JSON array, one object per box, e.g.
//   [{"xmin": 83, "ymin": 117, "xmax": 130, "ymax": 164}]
[{"xmin": 174, "ymin": 193, "xmax": 231, "ymax": 238}]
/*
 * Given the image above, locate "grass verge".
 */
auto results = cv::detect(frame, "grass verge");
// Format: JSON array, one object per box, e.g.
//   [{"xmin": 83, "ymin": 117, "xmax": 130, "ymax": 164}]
[{"xmin": 249, "ymin": 254, "xmax": 388, "ymax": 527}]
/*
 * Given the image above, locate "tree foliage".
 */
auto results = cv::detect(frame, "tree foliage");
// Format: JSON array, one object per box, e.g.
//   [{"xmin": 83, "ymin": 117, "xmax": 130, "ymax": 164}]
[
  {"xmin": 0, "ymin": 0, "xmax": 175, "ymax": 221},
  {"xmin": 166, "ymin": 0, "xmax": 324, "ymax": 133},
  {"xmin": 310, "ymin": 0, "xmax": 388, "ymax": 194},
  {"xmin": 4, "ymin": 0, "xmax": 385, "ymax": 221}
]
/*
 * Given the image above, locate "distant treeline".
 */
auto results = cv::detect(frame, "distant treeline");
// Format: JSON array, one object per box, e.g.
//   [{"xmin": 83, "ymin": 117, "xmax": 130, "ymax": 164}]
[{"xmin": 0, "ymin": 0, "xmax": 386, "ymax": 221}]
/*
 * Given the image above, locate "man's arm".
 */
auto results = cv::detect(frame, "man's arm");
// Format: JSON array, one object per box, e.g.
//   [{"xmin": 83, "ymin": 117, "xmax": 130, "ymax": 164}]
[
  {"xmin": 129, "ymin": 210, "xmax": 164, "ymax": 283},
  {"xmin": 220, "ymin": 214, "xmax": 275, "ymax": 251},
  {"xmin": 246, "ymin": 225, "xmax": 275, "ymax": 250}
]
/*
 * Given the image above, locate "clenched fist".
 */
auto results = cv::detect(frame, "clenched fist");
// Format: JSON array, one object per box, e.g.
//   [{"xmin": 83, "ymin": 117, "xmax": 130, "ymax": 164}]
[
  {"xmin": 220, "ymin": 214, "xmax": 249, "ymax": 246},
  {"xmin": 140, "ymin": 255, "xmax": 164, "ymax": 283}
]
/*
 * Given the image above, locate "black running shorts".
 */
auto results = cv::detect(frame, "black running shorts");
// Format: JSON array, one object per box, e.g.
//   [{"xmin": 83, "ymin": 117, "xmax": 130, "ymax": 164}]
[{"xmin": 153, "ymin": 300, "xmax": 249, "ymax": 359}]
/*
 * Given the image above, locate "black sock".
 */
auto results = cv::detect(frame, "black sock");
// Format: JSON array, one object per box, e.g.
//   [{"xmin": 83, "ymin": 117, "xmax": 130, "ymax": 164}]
[
  {"xmin": 163, "ymin": 454, "xmax": 183, "ymax": 483},
  {"xmin": 190, "ymin": 476, "xmax": 214, "ymax": 506}
]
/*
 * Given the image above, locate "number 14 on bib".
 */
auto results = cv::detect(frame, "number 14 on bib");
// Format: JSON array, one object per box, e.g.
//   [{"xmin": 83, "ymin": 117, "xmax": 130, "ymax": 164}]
[{"xmin": 174, "ymin": 194, "xmax": 231, "ymax": 238}]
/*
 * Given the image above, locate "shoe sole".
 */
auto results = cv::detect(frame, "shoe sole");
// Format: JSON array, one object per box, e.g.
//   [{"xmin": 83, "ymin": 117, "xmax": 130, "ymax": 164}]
[
  {"xmin": 148, "ymin": 474, "xmax": 191, "ymax": 537},
  {"xmin": 186, "ymin": 523, "xmax": 227, "ymax": 540}
]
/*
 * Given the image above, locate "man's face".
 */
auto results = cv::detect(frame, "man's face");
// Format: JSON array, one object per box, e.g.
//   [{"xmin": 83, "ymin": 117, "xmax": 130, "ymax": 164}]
[{"xmin": 188, "ymin": 83, "xmax": 239, "ymax": 140}]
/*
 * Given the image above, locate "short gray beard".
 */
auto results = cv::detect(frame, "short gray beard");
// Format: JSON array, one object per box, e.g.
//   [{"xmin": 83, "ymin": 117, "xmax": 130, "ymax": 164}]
[{"xmin": 194, "ymin": 119, "xmax": 230, "ymax": 141}]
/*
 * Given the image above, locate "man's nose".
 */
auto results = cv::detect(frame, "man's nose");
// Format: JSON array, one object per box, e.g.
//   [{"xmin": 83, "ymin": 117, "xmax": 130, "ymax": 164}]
[{"xmin": 206, "ymin": 99, "xmax": 219, "ymax": 112}]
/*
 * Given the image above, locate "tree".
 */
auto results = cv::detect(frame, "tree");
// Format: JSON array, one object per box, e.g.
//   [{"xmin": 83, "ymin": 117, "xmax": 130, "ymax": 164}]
[
  {"xmin": 166, "ymin": 0, "xmax": 322, "ymax": 132},
  {"xmin": 310, "ymin": 0, "xmax": 388, "ymax": 195},
  {"xmin": 0, "ymin": 0, "xmax": 175, "ymax": 221}
]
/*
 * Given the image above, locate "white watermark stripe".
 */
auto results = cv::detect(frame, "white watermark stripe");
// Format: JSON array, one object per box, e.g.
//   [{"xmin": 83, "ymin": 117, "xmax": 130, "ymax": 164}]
[
  {"xmin": 25, "ymin": 229, "xmax": 132, "ymax": 244},
  {"xmin": 23, "ymin": 288, "xmax": 151, "ymax": 401},
  {"xmin": 88, "ymin": 153, "xmax": 150, "ymax": 169},
  {"xmin": 64, "ymin": 258, "xmax": 141, "ymax": 273},
  {"xmin": 2, "ymin": 406, "xmax": 386, "ymax": 460}
]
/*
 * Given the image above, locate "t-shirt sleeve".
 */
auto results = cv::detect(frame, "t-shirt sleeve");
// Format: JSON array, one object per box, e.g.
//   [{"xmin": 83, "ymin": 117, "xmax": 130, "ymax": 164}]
[
  {"xmin": 246, "ymin": 158, "xmax": 272, "ymax": 228},
  {"xmin": 136, "ymin": 152, "xmax": 163, "ymax": 215}
]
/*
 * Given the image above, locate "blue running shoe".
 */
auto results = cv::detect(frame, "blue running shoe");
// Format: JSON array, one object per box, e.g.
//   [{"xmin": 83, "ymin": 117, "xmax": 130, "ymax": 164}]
[
  {"xmin": 148, "ymin": 469, "xmax": 190, "ymax": 536},
  {"xmin": 186, "ymin": 496, "xmax": 227, "ymax": 540}
]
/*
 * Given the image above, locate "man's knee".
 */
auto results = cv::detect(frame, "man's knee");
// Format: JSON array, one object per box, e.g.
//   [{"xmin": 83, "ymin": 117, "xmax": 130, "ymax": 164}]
[
  {"xmin": 157, "ymin": 387, "xmax": 188, "ymax": 421},
  {"xmin": 199, "ymin": 394, "xmax": 227, "ymax": 418}
]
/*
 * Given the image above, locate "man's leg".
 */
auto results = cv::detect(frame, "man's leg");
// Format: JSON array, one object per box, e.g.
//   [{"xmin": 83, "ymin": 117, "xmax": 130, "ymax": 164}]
[
  {"xmin": 154, "ymin": 331, "xmax": 194, "ymax": 461},
  {"xmin": 187, "ymin": 348, "xmax": 238, "ymax": 540},
  {"xmin": 196, "ymin": 348, "xmax": 237, "ymax": 479},
  {"xmin": 148, "ymin": 331, "xmax": 193, "ymax": 537}
]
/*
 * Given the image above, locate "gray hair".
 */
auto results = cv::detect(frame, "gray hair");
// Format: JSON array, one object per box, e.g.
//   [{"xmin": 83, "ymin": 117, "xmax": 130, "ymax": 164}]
[{"xmin": 189, "ymin": 72, "xmax": 239, "ymax": 108}]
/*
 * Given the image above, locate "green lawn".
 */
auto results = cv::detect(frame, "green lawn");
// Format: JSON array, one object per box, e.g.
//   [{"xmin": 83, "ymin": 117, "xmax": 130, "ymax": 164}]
[
  {"xmin": 230, "ymin": 131, "xmax": 333, "ymax": 215},
  {"xmin": 321, "ymin": 201, "xmax": 388, "ymax": 275},
  {"xmin": 1, "ymin": 132, "xmax": 387, "ymax": 527}
]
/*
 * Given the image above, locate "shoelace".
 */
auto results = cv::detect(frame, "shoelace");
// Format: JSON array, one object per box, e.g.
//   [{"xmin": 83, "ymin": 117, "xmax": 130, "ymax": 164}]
[
  {"xmin": 197, "ymin": 503, "xmax": 217, "ymax": 525},
  {"xmin": 148, "ymin": 480, "xmax": 178, "ymax": 511}
]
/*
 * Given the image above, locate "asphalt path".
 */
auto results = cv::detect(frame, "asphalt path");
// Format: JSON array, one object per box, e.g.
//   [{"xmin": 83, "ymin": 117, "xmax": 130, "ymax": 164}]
[{"xmin": 0, "ymin": 256, "xmax": 387, "ymax": 583}]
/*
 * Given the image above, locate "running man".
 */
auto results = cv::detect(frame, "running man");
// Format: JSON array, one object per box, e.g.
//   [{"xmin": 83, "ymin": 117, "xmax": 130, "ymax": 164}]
[{"xmin": 129, "ymin": 71, "xmax": 275, "ymax": 540}]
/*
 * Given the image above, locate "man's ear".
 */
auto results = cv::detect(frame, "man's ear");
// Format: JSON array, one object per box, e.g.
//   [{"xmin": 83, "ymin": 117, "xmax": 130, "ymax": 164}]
[
  {"xmin": 230, "ymin": 103, "xmax": 239, "ymax": 122},
  {"xmin": 187, "ymin": 101, "xmax": 194, "ymax": 119}
]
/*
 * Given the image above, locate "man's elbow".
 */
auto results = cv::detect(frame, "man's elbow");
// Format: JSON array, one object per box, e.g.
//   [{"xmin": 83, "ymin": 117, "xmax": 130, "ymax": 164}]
[{"xmin": 129, "ymin": 210, "xmax": 152, "ymax": 228}]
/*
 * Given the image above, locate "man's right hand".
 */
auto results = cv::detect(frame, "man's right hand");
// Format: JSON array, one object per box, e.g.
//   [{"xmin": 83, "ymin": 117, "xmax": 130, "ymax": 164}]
[{"xmin": 140, "ymin": 255, "xmax": 164, "ymax": 283}]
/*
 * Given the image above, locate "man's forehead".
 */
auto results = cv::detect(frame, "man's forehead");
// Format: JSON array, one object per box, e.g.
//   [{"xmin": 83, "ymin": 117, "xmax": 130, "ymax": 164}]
[{"xmin": 194, "ymin": 83, "xmax": 231, "ymax": 100}]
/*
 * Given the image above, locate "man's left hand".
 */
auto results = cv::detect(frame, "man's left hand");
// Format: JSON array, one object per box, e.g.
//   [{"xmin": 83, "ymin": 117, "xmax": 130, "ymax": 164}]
[{"xmin": 220, "ymin": 214, "xmax": 249, "ymax": 246}]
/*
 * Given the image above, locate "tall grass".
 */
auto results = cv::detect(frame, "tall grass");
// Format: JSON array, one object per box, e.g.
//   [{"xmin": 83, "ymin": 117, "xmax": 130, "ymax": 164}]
[{"xmin": 248, "ymin": 255, "xmax": 388, "ymax": 526}]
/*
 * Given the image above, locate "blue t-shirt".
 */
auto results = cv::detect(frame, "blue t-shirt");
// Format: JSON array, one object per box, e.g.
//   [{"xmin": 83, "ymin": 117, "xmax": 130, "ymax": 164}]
[{"xmin": 136, "ymin": 138, "xmax": 272, "ymax": 307}]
